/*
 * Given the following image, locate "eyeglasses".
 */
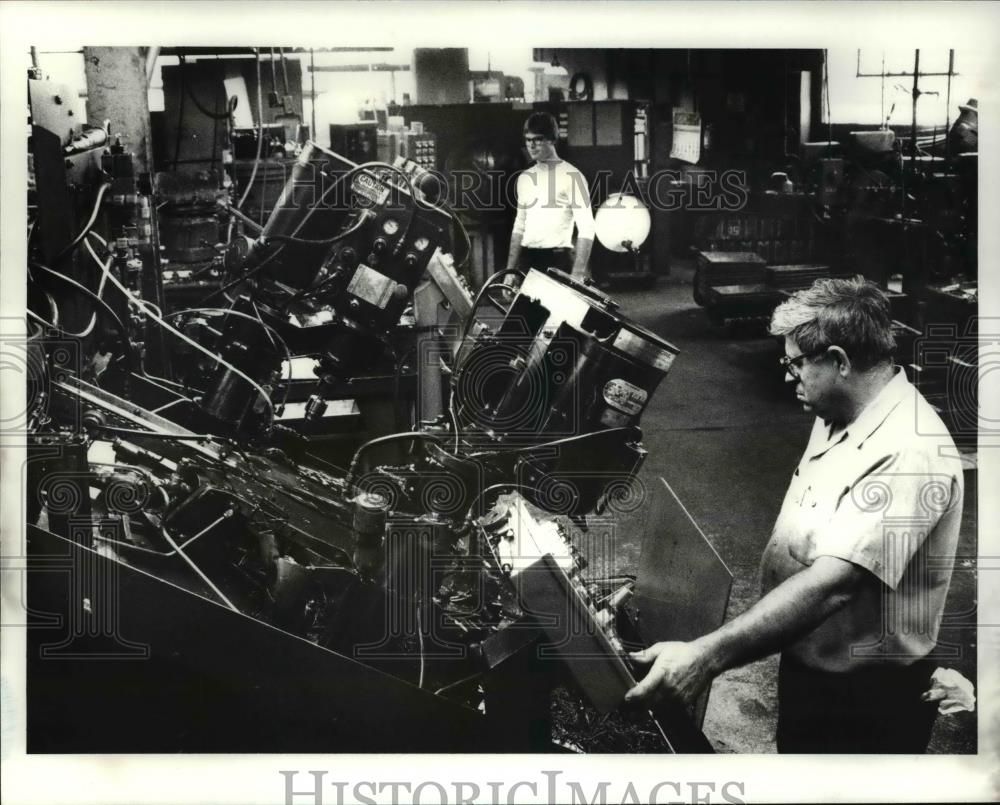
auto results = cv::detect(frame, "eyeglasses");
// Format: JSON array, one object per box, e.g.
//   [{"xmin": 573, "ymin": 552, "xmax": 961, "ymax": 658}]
[
  {"xmin": 779, "ymin": 346, "xmax": 828, "ymax": 378},
  {"xmin": 524, "ymin": 135, "xmax": 549, "ymax": 144}
]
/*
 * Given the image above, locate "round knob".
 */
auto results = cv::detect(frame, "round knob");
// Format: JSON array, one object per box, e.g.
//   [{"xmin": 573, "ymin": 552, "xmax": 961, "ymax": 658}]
[
  {"xmin": 339, "ymin": 247, "xmax": 358, "ymax": 267},
  {"xmin": 372, "ymin": 237, "xmax": 388, "ymax": 254}
]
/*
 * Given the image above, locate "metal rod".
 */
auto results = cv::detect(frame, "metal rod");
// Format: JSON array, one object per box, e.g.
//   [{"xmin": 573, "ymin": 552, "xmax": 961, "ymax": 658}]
[
  {"xmin": 278, "ymin": 47, "xmax": 290, "ymax": 95},
  {"xmin": 145, "ymin": 46, "xmax": 160, "ymax": 85},
  {"xmin": 312, "ymin": 47, "xmax": 394, "ymax": 53},
  {"xmin": 178, "ymin": 509, "xmax": 232, "ymax": 550},
  {"xmin": 310, "ymin": 48, "xmax": 317, "ymax": 141},
  {"xmin": 856, "ymin": 70, "xmax": 958, "ymax": 78},
  {"xmin": 648, "ymin": 711, "xmax": 675, "ymax": 752},
  {"xmin": 823, "ymin": 49, "xmax": 832, "ymax": 148},
  {"xmin": 881, "ymin": 52, "xmax": 885, "ymax": 127},
  {"xmin": 945, "ymin": 49, "xmax": 954, "ymax": 158},
  {"xmin": 159, "ymin": 525, "xmax": 239, "ymax": 611},
  {"xmin": 309, "ymin": 63, "xmax": 410, "ymax": 73},
  {"xmin": 911, "ymin": 49, "xmax": 920, "ymax": 161},
  {"xmin": 433, "ymin": 671, "xmax": 483, "ymax": 696},
  {"xmin": 151, "ymin": 398, "xmax": 186, "ymax": 414}
]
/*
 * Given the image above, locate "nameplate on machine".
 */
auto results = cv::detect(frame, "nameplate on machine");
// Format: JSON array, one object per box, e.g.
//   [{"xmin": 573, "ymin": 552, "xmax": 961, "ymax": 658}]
[{"xmin": 347, "ymin": 264, "xmax": 398, "ymax": 309}]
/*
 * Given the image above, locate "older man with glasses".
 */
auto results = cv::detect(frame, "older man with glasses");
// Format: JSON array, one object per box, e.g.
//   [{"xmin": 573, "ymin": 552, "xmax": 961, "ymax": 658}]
[
  {"xmin": 504, "ymin": 111, "xmax": 595, "ymax": 280},
  {"xmin": 626, "ymin": 276, "xmax": 966, "ymax": 753}
]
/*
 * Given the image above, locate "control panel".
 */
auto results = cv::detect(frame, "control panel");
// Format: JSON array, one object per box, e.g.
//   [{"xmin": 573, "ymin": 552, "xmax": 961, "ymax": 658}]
[{"xmin": 403, "ymin": 132, "xmax": 438, "ymax": 172}]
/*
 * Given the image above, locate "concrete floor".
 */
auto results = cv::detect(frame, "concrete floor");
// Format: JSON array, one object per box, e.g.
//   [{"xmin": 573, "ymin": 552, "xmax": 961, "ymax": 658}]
[{"xmin": 604, "ymin": 261, "xmax": 978, "ymax": 754}]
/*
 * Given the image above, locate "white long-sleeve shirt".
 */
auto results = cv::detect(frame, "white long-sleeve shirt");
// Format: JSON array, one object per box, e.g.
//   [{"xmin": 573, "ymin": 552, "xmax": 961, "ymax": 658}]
[{"xmin": 511, "ymin": 160, "xmax": 595, "ymax": 249}]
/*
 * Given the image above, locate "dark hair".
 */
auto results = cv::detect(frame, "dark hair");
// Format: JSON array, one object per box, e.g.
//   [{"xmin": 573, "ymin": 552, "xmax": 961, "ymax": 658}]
[
  {"xmin": 523, "ymin": 111, "xmax": 558, "ymax": 142},
  {"xmin": 770, "ymin": 276, "xmax": 896, "ymax": 370}
]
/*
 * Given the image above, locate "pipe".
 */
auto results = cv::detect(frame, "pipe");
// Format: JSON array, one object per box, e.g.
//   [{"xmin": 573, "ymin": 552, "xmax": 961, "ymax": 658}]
[
  {"xmin": 910, "ymin": 49, "xmax": 920, "ymax": 162},
  {"xmin": 944, "ymin": 49, "xmax": 954, "ymax": 158},
  {"xmin": 145, "ymin": 46, "xmax": 160, "ymax": 86},
  {"xmin": 310, "ymin": 48, "xmax": 317, "ymax": 140}
]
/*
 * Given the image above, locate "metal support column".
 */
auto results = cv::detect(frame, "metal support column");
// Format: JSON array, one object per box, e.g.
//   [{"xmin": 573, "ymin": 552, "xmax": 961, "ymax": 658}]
[{"xmin": 82, "ymin": 46, "xmax": 154, "ymax": 175}]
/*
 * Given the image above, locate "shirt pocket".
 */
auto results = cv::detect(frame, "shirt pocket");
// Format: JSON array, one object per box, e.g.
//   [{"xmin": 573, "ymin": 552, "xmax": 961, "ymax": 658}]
[{"xmin": 786, "ymin": 483, "xmax": 824, "ymax": 565}]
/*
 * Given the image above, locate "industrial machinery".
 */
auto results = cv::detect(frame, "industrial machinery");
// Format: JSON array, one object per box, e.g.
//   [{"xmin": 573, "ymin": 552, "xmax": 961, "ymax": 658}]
[{"xmin": 23, "ymin": 68, "xmax": 721, "ymax": 753}]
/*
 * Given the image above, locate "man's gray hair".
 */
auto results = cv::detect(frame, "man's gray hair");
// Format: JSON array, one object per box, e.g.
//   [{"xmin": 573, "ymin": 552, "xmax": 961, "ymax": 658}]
[{"xmin": 770, "ymin": 276, "xmax": 896, "ymax": 370}]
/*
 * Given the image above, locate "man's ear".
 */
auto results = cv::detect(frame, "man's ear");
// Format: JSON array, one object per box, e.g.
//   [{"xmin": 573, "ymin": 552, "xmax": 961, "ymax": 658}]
[{"xmin": 829, "ymin": 346, "xmax": 852, "ymax": 376}]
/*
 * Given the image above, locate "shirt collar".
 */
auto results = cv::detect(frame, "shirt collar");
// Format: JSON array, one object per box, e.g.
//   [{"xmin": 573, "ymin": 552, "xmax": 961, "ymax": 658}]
[{"xmin": 828, "ymin": 367, "xmax": 911, "ymax": 448}]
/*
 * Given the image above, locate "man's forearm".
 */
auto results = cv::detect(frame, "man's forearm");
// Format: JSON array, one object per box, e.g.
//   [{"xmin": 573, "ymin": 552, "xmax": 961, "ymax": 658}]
[
  {"xmin": 697, "ymin": 556, "xmax": 864, "ymax": 675},
  {"xmin": 505, "ymin": 232, "xmax": 523, "ymax": 273},
  {"xmin": 572, "ymin": 237, "xmax": 592, "ymax": 276}
]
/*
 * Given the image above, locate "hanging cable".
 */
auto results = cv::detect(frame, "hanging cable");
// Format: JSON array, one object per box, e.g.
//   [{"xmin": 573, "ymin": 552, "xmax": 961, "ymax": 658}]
[
  {"xmin": 344, "ymin": 432, "xmax": 443, "ymax": 493},
  {"xmin": 31, "ymin": 233, "xmax": 113, "ymax": 338},
  {"xmin": 199, "ymin": 241, "xmax": 287, "ymax": 304},
  {"xmin": 269, "ymin": 47, "xmax": 278, "ymax": 99},
  {"xmin": 279, "ymin": 47, "xmax": 290, "ymax": 97},
  {"xmin": 172, "ymin": 65, "xmax": 186, "ymax": 172},
  {"xmin": 415, "ymin": 602, "xmax": 426, "ymax": 689},
  {"xmin": 69, "ymin": 245, "xmax": 112, "ymax": 338},
  {"xmin": 178, "ymin": 53, "xmax": 232, "ymax": 121},
  {"xmin": 392, "ymin": 345, "xmax": 416, "ymax": 433},
  {"xmin": 164, "ymin": 305, "xmax": 291, "ymax": 366},
  {"xmin": 84, "ymin": 238, "xmax": 276, "ymax": 425},
  {"xmin": 462, "ymin": 483, "xmax": 530, "ymax": 523},
  {"xmin": 434, "ymin": 197, "xmax": 473, "ymax": 271},
  {"xmin": 29, "ymin": 261, "xmax": 127, "ymax": 336},
  {"xmin": 236, "ymin": 48, "xmax": 264, "ymax": 211},
  {"xmin": 166, "ymin": 305, "xmax": 294, "ymax": 412},
  {"xmin": 309, "ymin": 48, "xmax": 317, "ymax": 142},
  {"xmin": 28, "ymin": 287, "xmax": 59, "ymax": 329},
  {"xmin": 447, "ymin": 269, "xmax": 526, "ymax": 444},
  {"xmin": 823, "ymin": 49, "xmax": 833, "ymax": 151},
  {"xmin": 32, "ymin": 257, "xmax": 181, "ymax": 408},
  {"xmin": 257, "ymin": 158, "xmax": 423, "ymax": 250},
  {"xmin": 266, "ymin": 160, "xmax": 436, "ymax": 250},
  {"xmin": 265, "ymin": 210, "xmax": 372, "ymax": 246},
  {"xmin": 52, "ymin": 182, "xmax": 110, "ymax": 263},
  {"xmin": 881, "ymin": 51, "xmax": 886, "ymax": 129},
  {"xmin": 252, "ymin": 300, "xmax": 294, "ymax": 414},
  {"xmin": 457, "ymin": 268, "xmax": 524, "ymax": 348},
  {"xmin": 944, "ymin": 49, "xmax": 954, "ymax": 158}
]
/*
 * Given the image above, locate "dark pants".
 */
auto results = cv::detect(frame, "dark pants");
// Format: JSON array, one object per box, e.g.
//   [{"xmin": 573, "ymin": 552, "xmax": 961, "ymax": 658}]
[
  {"xmin": 776, "ymin": 654, "xmax": 939, "ymax": 753},
  {"xmin": 518, "ymin": 247, "xmax": 573, "ymax": 275}
]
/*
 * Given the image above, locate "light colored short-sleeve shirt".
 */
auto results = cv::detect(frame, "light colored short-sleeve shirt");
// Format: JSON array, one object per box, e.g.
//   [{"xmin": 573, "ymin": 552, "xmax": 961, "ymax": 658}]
[
  {"xmin": 759, "ymin": 369, "xmax": 964, "ymax": 671},
  {"xmin": 511, "ymin": 160, "xmax": 596, "ymax": 249}
]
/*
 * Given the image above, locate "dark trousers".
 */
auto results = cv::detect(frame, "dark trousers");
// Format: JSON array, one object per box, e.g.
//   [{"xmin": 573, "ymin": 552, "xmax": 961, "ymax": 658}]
[
  {"xmin": 776, "ymin": 654, "xmax": 939, "ymax": 753},
  {"xmin": 518, "ymin": 247, "xmax": 573, "ymax": 275}
]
